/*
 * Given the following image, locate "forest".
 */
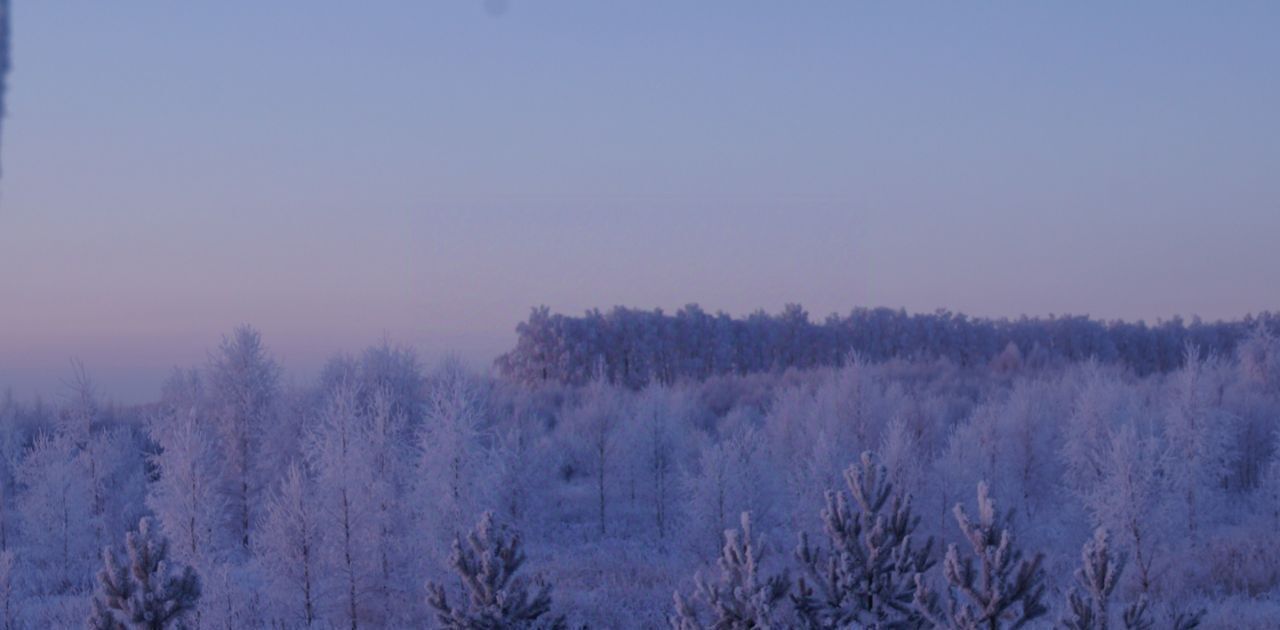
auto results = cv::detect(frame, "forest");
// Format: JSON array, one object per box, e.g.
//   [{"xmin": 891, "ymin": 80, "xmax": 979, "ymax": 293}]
[{"xmin": 2, "ymin": 306, "xmax": 1279, "ymax": 628}]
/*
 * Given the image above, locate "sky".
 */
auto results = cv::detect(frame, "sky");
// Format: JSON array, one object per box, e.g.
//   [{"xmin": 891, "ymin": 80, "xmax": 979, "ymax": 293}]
[{"xmin": 1, "ymin": 1, "xmax": 1278, "ymax": 403}]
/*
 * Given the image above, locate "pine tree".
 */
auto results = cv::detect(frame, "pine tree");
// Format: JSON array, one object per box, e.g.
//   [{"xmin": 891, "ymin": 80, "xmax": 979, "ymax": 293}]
[
  {"xmin": 1118, "ymin": 598, "xmax": 1203, "ymax": 630},
  {"xmin": 1060, "ymin": 529, "xmax": 1123, "ymax": 630},
  {"xmin": 87, "ymin": 517, "xmax": 201, "ymax": 630},
  {"xmin": 913, "ymin": 481, "xmax": 1046, "ymax": 630},
  {"xmin": 426, "ymin": 511, "xmax": 564, "ymax": 630},
  {"xmin": 671, "ymin": 512, "xmax": 790, "ymax": 630},
  {"xmin": 793, "ymin": 452, "xmax": 934, "ymax": 629}
]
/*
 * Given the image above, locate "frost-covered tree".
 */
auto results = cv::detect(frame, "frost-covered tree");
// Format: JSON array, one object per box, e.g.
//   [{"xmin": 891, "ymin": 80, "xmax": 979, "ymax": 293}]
[
  {"xmin": 0, "ymin": 551, "xmax": 13, "ymax": 630},
  {"xmin": 913, "ymin": 481, "xmax": 1047, "ymax": 630},
  {"xmin": 686, "ymin": 425, "xmax": 779, "ymax": 557},
  {"xmin": 0, "ymin": 393, "xmax": 21, "ymax": 555},
  {"xmin": 1117, "ymin": 599, "xmax": 1203, "ymax": 630},
  {"xmin": 1057, "ymin": 529, "xmax": 1201, "ymax": 630},
  {"xmin": 307, "ymin": 384, "xmax": 378, "ymax": 630},
  {"xmin": 255, "ymin": 463, "xmax": 322, "ymax": 627},
  {"xmin": 418, "ymin": 358, "xmax": 498, "ymax": 549},
  {"xmin": 60, "ymin": 359, "xmax": 110, "ymax": 552},
  {"xmin": 208, "ymin": 325, "xmax": 281, "ymax": 552},
  {"xmin": 1060, "ymin": 365, "xmax": 1130, "ymax": 498},
  {"xmin": 1237, "ymin": 324, "xmax": 1280, "ymax": 394},
  {"xmin": 671, "ymin": 512, "xmax": 790, "ymax": 630},
  {"xmin": 146, "ymin": 405, "xmax": 223, "ymax": 570},
  {"xmin": 16, "ymin": 431, "xmax": 96, "ymax": 594},
  {"xmin": 877, "ymin": 410, "xmax": 930, "ymax": 514},
  {"xmin": 793, "ymin": 452, "xmax": 934, "ymax": 629},
  {"xmin": 564, "ymin": 380, "xmax": 623, "ymax": 535},
  {"xmin": 1081, "ymin": 426, "xmax": 1164, "ymax": 594},
  {"xmin": 622, "ymin": 386, "xmax": 692, "ymax": 539},
  {"xmin": 1162, "ymin": 347, "xmax": 1234, "ymax": 539},
  {"xmin": 426, "ymin": 511, "xmax": 564, "ymax": 630},
  {"xmin": 88, "ymin": 517, "xmax": 201, "ymax": 630},
  {"xmin": 1060, "ymin": 529, "xmax": 1124, "ymax": 630},
  {"xmin": 360, "ymin": 388, "xmax": 416, "ymax": 625}
]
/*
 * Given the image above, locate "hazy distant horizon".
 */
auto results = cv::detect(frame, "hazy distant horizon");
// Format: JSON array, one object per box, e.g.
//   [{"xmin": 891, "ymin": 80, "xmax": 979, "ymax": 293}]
[{"xmin": 4, "ymin": 302, "xmax": 1277, "ymax": 405}]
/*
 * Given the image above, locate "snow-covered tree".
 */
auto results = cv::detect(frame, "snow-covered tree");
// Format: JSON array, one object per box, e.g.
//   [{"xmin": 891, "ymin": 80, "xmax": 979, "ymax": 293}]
[
  {"xmin": 88, "ymin": 517, "xmax": 201, "ymax": 630},
  {"xmin": 418, "ymin": 358, "xmax": 498, "ymax": 549},
  {"xmin": 1082, "ymin": 425, "xmax": 1165, "ymax": 594},
  {"xmin": 914, "ymin": 481, "xmax": 1047, "ymax": 630},
  {"xmin": 671, "ymin": 512, "xmax": 791, "ymax": 630},
  {"xmin": 307, "ymin": 384, "xmax": 378, "ymax": 629},
  {"xmin": 426, "ymin": 511, "xmax": 564, "ymax": 630},
  {"xmin": 686, "ymin": 426, "xmax": 780, "ymax": 557},
  {"xmin": 0, "ymin": 551, "xmax": 13, "ymax": 630},
  {"xmin": 1237, "ymin": 325, "xmax": 1280, "ymax": 394},
  {"xmin": 208, "ymin": 326, "xmax": 281, "ymax": 553},
  {"xmin": 563, "ymin": 380, "xmax": 623, "ymax": 535},
  {"xmin": 361, "ymin": 388, "xmax": 416, "ymax": 625},
  {"xmin": 1162, "ymin": 347, "xmax": 1234, "ymax": 539},
  {"xmin": 59, "ymin": 360, "xmax": 111, "ymax": 553},
  {"xmin": 1060, "ymin": 365, "xmax": 1130, "ymax": 498},
  {"xmin": 0, "ymin": 393, "xmax": 21, "ymax": 555},
  {"xmin": 621, "ymin": 386, "xmax": 693, "ymax": 539},
  {"xmin": 793, "ymin": 452, "xmax": 934, "ymax": 628},
  {"xmin": 877, "ymin": 412, "xmax": 928, "ymax": 513},
  {"xmin": 16, "ymin": 431, "xmax": 96, "ymax": 594},
  {"xmin": 255, "ymin": 463, "xmax": 322, "ymax": 627},
  {"xmin": 1061, "ymin": 528, "xmax": 1124, "ymax": 630},
  {"xmin": 146, "ymin": 406, "xmax": 223, "ymax": 570}
]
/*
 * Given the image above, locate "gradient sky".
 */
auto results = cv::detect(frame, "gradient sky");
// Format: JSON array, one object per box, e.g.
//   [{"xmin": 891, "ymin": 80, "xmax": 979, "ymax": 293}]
[{"xmin": 2, "ymin": 1, "xmax": 1278, "ymax": 402}]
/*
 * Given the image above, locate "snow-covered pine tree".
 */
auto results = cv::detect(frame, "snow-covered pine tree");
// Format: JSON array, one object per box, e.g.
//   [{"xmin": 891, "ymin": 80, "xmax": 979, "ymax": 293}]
[
  {"xmin": 1060, "ymin": 528, "xmax": 1124, "ymax": 630},
  {"xmin": 254, "ymin": 463, "xmax": 323, "ymax": 628},
  {"xmin": 87, "ymin": 517, "xmax": 201, "ymax": 630},
  {"xmin": 426, "ymin": 511, "xmax": 564, "ymax": 630},
  {"xmin": 913, "ymin": 481, "xmax": 1046, "ymax": 630},
  {"xmin": 1118, "ymin": 598, "xmax": 1203, "ymax": 630},
  {"xmin": 1054, "ymin": 527, "xmax": 1167, "ymax": 630},
  {"xmin": 671, "ymin": 512, "xmax": 790, "ymax": 630},
  {"xmin": 793, "ymin": 451, "xmax": 934, "ymax": 629}
]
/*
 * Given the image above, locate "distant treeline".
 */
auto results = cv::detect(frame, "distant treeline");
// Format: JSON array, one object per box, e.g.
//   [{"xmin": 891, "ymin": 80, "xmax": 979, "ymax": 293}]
[{"xmin": 497, "ymin": 305, "xmax": 1280, "ymax": 386}]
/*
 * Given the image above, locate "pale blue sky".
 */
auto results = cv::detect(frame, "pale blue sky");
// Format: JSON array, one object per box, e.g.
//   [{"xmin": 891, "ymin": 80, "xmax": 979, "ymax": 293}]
[{"xmin": 1, "ymin": 1, "xmax": 1278, "ymax": 401}]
